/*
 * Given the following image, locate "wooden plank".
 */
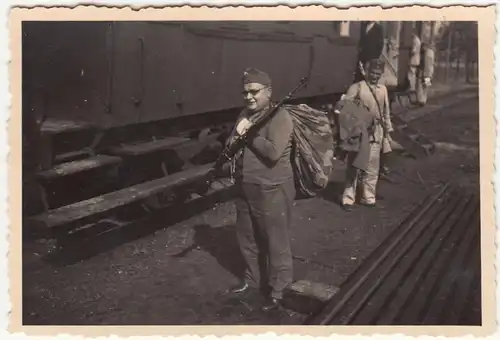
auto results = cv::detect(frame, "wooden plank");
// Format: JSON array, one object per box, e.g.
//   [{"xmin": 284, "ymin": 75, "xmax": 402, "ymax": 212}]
[
  {"xmin": 106, "ymin": 137, "xmax": 190, "ymax": 157},
  {"xmin": 40, "ymin": 118, "xmax": 95, "ymax": 136},
  {"xmin": 286, "ymin": 280, "xmax": 339, "ymax": 302},
  {"xmin": 283, "ymin": 280, "xmax": 340, "ymax": 315},
  {"xmin": 35, "ymin": 155, "xmax": 122, "ymax": 181},
  {"xmin": 390, "ymin": 116, "xmax": 436, "ymax": 158},
  {"xmin": 26, "ymin": 162, "xmax": 215, "ymax": 230},
  {"xmin": 54, "ymin": 149, "xmax": 93, "ymax": 164}
]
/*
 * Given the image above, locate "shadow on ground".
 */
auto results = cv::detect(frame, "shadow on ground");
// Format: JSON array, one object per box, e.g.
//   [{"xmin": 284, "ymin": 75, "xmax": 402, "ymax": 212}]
[
  {"xmin": 170, "ymin": 223, "xmax": 246, "ymax": 280},
  {"xmin": 318, "ymin": 180, "xmax": 344, "ymax": 205},
  {"xmin": 40, "ymin": 187, "xmax": 237, "ymax": 267}
]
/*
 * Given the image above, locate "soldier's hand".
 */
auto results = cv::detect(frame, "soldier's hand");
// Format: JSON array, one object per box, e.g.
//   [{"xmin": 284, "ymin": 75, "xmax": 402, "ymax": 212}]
[
  {"xmin": 424, "ymin": 77, "xmax": 432, "ymax": 87},
  {"xmin": 236, "ymin": 118, "xmax": 253, "ymax": 136},
  {"xmin": 334, "ymin": 95, "xmax": 347, "ymax": 114}
]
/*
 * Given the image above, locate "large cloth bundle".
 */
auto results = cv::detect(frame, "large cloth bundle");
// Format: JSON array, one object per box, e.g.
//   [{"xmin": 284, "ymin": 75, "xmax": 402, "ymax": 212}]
[
  {"xmin": 334, "ymin": 98, "xmax": 375, "ymax": 171},
  {"xmin": 284, "ymin": 104, "xmax": 335, "ymax": 198}
]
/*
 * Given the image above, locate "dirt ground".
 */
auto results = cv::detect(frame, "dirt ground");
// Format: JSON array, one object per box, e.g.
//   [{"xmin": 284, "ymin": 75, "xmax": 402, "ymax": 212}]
[{"xmin": 22, "ymin": 92, "xmax": 480, "ymax": 325}]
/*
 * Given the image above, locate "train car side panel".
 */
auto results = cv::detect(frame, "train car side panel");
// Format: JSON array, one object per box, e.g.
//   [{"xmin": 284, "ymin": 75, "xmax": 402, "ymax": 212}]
[
  {"xmin": 23, "ymin": 21, "xmax": 111, "ymax": 125},
  {"xmin": 181, "ymin": 22, "xmax": 312, "ymax": 111},
  {"xmin": 309, "ymin": 37, "xmax": 358, "ymax": 96},
  {"xmin": 180, "ymin": 25, "xmax": 234, "ymax": 117},
  {"xmin": 109, "ymin": 22, "xmax": 187, "ymax": 127},
  {"xmin": 136, "ymin": 23, "xmax": 187, "ymax": 124}
]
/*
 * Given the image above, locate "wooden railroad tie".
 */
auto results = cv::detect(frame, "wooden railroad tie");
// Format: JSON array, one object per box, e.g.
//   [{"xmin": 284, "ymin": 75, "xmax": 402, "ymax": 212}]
[{"xmin": 305, "ymin": 183, "xmax": 481, "ymax": 325}]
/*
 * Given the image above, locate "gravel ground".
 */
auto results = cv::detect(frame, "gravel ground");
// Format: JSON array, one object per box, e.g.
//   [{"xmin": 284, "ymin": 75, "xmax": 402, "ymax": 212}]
[{"xmin": 22, "ymin": 92, "xmax": 480, "ymax": 325}]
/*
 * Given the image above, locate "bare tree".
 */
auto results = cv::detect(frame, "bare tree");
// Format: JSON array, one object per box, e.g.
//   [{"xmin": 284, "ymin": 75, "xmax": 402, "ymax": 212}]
[{"xmin": 435, "ymin": 21, "xmax": 478, "ymax": 83}]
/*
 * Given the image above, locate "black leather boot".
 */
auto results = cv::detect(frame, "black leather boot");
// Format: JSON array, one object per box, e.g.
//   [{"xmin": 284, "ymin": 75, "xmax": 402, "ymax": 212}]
[
  {"xmin": 228, "ymin": 281, "xmax": 249, "ymax": 294},
  {"xmin": 261, "ymin": 297, "xmax": 281, "ymax": 312}
]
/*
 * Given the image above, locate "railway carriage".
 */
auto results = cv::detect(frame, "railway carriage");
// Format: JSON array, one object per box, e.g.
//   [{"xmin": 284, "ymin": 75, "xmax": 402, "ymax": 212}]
[{"xmin": 21, "ymin": 20, "xmax": 435, "ymax": 235}]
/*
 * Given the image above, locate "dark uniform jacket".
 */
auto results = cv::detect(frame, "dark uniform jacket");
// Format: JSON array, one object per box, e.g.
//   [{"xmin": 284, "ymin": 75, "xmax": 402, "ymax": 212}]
[
  {"xmin": 228, "ymin": 105, "xmax": 294, "ymax": 186},
  {"xmin": 358, "ymin": 22, "xmax": 385, "ymax": 64}
]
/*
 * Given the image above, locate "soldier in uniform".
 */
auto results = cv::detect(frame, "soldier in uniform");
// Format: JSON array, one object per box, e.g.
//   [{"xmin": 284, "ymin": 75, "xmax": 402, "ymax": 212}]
[
  {"xmin": 341, "ymin": 58, "xmax": 393, "ymax": 210},
  {"xmin": 415, "ymin": 41, "xmax": 435, "ymax": 106},
  {"xmin": 408, "ymin": 28, "xmax": 422, "ymax": 95},
  {"xmin": 226, "ymin": 68, "xmax": 296, "ymax": 311}
]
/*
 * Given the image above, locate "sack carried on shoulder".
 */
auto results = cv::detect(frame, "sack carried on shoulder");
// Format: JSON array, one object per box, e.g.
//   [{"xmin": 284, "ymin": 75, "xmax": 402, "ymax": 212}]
[{"xmin": 284, "ymin": 104, "xmax": 335, "ymax": 198}]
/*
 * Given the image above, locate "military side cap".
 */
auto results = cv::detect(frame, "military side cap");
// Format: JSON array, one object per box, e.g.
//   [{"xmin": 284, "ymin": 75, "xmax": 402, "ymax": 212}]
[
  {"xmin": 242, "ymin": 68, "xmax": 272, "ymax": 86},
  {"xmin": 366, "ymin": 58, "xmax": 385, "ymax": 71}
]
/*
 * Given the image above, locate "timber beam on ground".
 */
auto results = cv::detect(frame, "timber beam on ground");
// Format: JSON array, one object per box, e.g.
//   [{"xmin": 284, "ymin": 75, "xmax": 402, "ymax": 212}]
[
  {"xmin": 389, "ymin": 115, "xmax": 436, "ymax": 159},
  {"xmin": 305, "ymin": 182, "xmax": 481, "ymax": 325}
]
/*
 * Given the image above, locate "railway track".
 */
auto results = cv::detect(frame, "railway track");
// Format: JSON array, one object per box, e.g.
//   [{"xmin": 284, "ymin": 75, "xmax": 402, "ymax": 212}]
[{"xmin": 305, "ymin": 182, "xmax": 481, "ymax": 325}]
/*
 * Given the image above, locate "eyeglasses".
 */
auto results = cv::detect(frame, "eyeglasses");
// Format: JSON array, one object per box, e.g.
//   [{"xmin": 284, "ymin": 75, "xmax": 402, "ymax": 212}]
[{"xmin": 242, "ymin": 87, "xmax": 267, "ymax": 97}]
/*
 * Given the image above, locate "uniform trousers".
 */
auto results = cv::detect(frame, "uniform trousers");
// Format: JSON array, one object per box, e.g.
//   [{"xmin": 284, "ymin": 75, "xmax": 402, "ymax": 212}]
[
  {"xmin": 342, "ymin": 140, "xmax": 382, "ymax": 205},
  {"xmin": 408, "ymin": 65, "xmax": 418, "ymax": 91},
  {"xmin": 235, "ymin": 179, "xmax": 295, "ymax": 299},
  {"xmin": 408, "ymin": 66, "xmax": 429, "ymax": 105},
  {"xmin": 415, "ymin": 69, "xmax": 429, "ymax": 105}
]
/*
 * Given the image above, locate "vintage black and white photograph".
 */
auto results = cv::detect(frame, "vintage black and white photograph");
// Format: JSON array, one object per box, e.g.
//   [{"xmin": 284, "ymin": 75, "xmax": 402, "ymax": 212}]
[{"xmin": 14, "ymin": 5, "xmax": 495, "ymax": 333}]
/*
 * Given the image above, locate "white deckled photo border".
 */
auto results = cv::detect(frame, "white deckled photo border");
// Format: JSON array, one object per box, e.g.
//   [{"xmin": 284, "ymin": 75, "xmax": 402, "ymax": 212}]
[{"xmin": 1, "ymin": 1, "xmax": 498, "ymax": 340}]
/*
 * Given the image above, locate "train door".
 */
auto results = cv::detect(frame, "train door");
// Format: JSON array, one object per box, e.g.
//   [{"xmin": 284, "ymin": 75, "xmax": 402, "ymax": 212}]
[
  {"xmin": 110, "ymin": 22, "xmax": 186, "ymax": 126},
  {"xmin": 178, "ymin": 21, "xmax": 238, "ymax": 116}
]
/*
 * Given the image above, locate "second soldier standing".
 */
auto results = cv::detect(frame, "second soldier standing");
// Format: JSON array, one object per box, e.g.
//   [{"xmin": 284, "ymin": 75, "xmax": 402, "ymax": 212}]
[{"xmin": 341, "ymin": 58, "xmax": 393, "ymax": 210}]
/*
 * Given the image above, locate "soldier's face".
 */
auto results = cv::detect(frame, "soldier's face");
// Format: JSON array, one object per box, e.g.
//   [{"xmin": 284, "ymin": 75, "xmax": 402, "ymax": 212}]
[
  {"xmin": 242, "ymin": 82, "xmax": 271, "ymax": 112},
  {"xmin": 367, "ymin": 68, "xmax": 383, "ymax": 84}
]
